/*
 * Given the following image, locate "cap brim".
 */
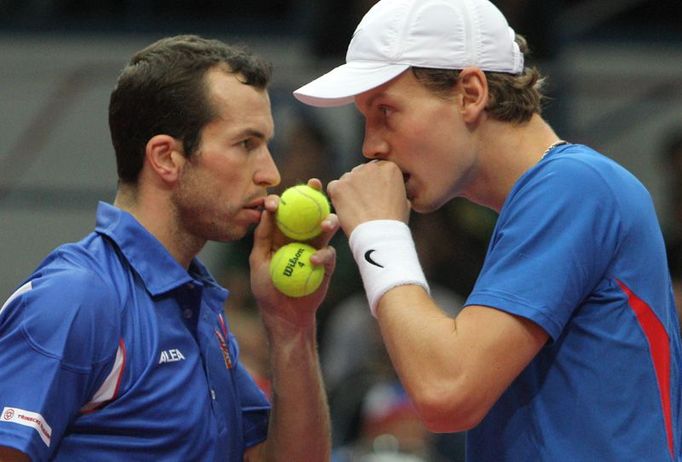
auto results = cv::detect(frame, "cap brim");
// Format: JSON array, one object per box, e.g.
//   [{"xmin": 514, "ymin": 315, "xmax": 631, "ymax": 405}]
[{"xmin": 293, "ymin": 61, "xmax": 410, "ymax": 108}]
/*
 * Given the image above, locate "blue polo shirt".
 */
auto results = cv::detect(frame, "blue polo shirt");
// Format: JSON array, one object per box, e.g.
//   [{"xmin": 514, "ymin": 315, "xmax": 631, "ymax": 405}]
[
  {"xmin": 465, "ymin": 144, "xmax": 682, "ymax": 461},
  {"xmin": 0, "ymin": 202, "xmax": 270, "ymax": 461}
]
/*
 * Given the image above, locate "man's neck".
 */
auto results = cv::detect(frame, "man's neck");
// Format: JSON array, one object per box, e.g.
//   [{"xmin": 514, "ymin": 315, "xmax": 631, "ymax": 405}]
[
  {"xmin": 114, "ymin": 186, "xmax": 203, "ymax": 269},
  {"xmin": 466, "ymin": 114, "xmax": 561, "ymax": 212}
]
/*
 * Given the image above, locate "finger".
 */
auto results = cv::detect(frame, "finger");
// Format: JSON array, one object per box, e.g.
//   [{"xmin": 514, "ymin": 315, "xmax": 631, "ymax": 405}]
[
  {"xmin": 310, "ymin": 245, "xmax": 337, "ymax": 275},
  {"xmin": 311, "ymin": 213, "xmax": 340, "ymax": 249},
  {"xmin": 251, "ymin": 197, "xmax": 278, "ymax": 259},
  {"xmin": 263, "ymin": 194, "xmax": 279, "ymax": 213},
  {"xmin": 261, "ymin": 193, "xmax": 292, "ymax": 249},
  {"xmin": 321, "ymin": 212, "xmax": 340, "ymax": 232},
  {"xmin": 306, "ymin": 178, "xmax": 323, "ymax": 190}
]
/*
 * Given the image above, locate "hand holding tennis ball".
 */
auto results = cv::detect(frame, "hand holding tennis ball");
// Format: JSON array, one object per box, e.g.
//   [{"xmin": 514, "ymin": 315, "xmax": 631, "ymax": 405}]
[
  {"xmin": 275, "ymin": 184, "xmax": 331, "ymax": 241},
  {"xmin": 270, "ymin": 243, "xmax": 325, "ymax": 297},
  {"xmin": 270, "ymin": 184, "xmax": 330, "ymax": 297}
]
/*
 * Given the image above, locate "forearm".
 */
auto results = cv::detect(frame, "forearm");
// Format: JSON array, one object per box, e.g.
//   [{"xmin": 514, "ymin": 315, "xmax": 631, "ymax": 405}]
[
  {"xmin": 375, "ymin": 286, "xmax": 477, "ymax": 430},
  {"xmin": 378, "ymin": 288, "xmax": 460, "ymax": 389},
  {"xmin": 375, "ymin": 286, "xmax": 548, "ymax": 432},
  {"xmin": 257, "ymin": 315, "xmax": 331, "ymax": 461}
]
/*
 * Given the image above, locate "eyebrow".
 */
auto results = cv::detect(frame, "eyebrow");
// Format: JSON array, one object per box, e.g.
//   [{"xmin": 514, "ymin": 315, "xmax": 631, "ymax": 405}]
[
  {"xmin": 236, "ymin": 128, "xmax": 273, "ymax": 142},
  {"xmin": 362, "ymin": 91, "xmax": 388, "ymax": 111}
]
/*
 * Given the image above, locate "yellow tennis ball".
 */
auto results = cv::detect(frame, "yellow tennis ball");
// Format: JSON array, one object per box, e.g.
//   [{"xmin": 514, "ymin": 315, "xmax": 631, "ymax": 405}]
[
  {"xmin": 270, "ymin": 243, "xmax": 324, "ymax": 297},
  {"xmin": 276, "ymin": 184, "xmax": 330, "ymax": 241}
]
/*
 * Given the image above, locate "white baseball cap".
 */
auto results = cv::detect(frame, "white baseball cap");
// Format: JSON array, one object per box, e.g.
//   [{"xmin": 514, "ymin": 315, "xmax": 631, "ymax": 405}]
[{"xmin": 294, "ymin": 0, "xmax": 524, "ymax": 107}]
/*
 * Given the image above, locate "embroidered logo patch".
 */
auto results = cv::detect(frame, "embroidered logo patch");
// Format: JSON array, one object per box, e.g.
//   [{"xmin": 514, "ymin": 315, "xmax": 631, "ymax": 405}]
[{"xmin": 214, "ymin": 329, "xmax": 232, "ymax": 369}]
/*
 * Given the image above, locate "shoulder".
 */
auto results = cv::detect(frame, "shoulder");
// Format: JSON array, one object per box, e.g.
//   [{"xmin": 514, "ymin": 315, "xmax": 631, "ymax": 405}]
[
  {"xmin": 29, "ymin": 244, "xmax": 122, "ymax": 315},
  {"xmin": 535, "ymin": 145, "xmax": 644, "ymax": 195},
  {"xmin": 507, "ymin": 145, "xmax": 643, "ymax": 221},
  {"xmin": 2, "ymin": 250, "xmax": 122, "ymax": 368}
]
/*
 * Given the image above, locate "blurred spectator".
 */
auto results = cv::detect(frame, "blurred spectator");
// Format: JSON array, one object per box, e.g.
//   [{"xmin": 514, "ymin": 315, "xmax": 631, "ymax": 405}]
[
  {"xmin": 331, "ymin": 380, "xmax": 435, "ymax": 462},
  {"xmin": 273, "ymin": 111, "xmax": 339, "ymax": 192},
  {"xmin": 323, "ymin": 287, "xmax": 467, "ymax": 462},
  {"xmin": 420, "ymin": 200, "xmax": 493, "ymax": 301}
]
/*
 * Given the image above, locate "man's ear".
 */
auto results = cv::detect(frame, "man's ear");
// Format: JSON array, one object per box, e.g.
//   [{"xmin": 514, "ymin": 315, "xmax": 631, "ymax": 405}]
[
  {"xmin": 458, "ymin": 67, "xmax": 489, "ymax": 123},
  {"xmin": 144, "ymin": 134, "xmax": 185, "ymax": 184}
]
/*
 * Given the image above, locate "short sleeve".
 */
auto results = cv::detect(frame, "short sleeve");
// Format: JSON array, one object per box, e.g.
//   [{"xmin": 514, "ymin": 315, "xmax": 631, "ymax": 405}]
[
  {"xmin": 0, "ymin": 267, "xmax": 120, "ymax": 461},
  {"xmin": 466, "ymin": 156, "xmax": 622, "ymax": 340}
]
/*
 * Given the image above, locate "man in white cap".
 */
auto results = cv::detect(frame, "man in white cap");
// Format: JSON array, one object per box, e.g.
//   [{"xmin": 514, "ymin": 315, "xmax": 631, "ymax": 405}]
[{"xmin": 294, "ymin": 0, "xmax": 682, "ymax": 460}]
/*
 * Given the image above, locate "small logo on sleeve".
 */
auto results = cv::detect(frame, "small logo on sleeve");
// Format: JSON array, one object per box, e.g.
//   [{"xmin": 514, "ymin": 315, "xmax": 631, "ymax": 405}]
[{"xmin": 1, "ymin": 406, "xmax": 52, "ymax": 447}]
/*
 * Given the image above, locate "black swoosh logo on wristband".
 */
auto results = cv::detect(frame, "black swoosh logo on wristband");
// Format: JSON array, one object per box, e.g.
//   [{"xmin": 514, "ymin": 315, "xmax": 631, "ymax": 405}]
[{"xmin": 364, "ymin": 250, "xmax": 384, "ymax": 268}]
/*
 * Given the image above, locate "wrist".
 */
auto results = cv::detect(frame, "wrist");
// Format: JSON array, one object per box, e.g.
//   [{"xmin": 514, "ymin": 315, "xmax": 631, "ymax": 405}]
[{"xmin": 349, "ymin": 220, "xmax": 430, "ymax": 317}]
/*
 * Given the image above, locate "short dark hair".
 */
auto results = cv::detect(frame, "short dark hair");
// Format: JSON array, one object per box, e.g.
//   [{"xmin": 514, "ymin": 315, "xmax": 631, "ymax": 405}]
[
  {"xmin": 411, "ymin": 34, "xmax": 545, "ymax": 124},
  {"xmin": 109, "ymin": 34, "xmax": 272, "ymax": 184}
]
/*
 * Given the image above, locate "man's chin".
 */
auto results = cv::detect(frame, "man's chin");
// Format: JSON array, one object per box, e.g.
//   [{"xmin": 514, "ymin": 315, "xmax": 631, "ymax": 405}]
[
  {"xmin": 411, "ymin": 197, "xmax": 444, "ymax": 214},
  {"xmin": 208, "ymin": 225, "xmax": 252, "ymax": 244}
]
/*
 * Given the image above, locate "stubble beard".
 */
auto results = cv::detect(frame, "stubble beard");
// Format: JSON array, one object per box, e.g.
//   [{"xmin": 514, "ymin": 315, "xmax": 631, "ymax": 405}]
[{"xmin": 173, "ymin": 170, "xmax": 245, "ymax": 246}]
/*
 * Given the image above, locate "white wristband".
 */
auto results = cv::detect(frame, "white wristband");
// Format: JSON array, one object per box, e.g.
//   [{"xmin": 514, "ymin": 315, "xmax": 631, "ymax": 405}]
[{"xmin": 349, "ymin": 220, "xmax": 430, "ymax": 317}]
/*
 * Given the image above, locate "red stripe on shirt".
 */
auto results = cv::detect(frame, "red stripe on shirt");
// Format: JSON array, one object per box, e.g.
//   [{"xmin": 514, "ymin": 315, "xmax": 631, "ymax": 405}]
[{"xmin": 617, "ymin": 279, "xmax": 674, "ymax": 458}]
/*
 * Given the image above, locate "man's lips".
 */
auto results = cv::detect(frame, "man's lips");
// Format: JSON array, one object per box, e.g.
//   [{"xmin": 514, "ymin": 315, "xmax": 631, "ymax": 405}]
[
  {"xmin": 244, "ymin": 197, "xmax": 266, "ymax": 211},
  {"xmin": 243, "ymin": 197, "xmax": 266, "ymax": 221}
]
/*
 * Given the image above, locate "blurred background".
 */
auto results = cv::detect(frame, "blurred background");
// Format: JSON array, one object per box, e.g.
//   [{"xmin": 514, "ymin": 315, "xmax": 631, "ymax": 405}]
[{"xmin": 1, "ymin": 1, "xmax": 681, "ymax": 460}]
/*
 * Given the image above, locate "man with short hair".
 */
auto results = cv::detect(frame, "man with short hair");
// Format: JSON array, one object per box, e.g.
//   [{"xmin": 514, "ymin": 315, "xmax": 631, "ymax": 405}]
[
  {"xmin": 294, "ymin": 0, "xmax": 682, "ymax": 460},
  {"xmin": 0, "ymin": 35, "xmax": 335, "ymax": 461}
]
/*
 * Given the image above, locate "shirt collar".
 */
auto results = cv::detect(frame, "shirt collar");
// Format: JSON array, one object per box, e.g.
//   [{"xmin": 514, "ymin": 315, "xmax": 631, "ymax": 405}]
[{"xmin": 94, "ymin": 202, "xmax": 227, "ymax": 303}]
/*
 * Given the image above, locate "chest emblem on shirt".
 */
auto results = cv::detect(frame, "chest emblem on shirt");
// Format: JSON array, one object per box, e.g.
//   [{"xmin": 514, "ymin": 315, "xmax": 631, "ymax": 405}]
[
  {"xmin": 215, "ymin": 313, "xmax": 232, "ymax": 369},
  {"xmin": 158, "ymin": 348, "xmax": 186, "ymax": 364},
  {"xmin": 214, "ymin": 329, "xmax": 233, "ymax": 369}
]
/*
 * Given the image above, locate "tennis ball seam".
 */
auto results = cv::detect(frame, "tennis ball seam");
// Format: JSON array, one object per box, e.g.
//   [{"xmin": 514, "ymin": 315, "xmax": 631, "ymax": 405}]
[
  {"xmin": 275, "ymin": 185, "xmax": 330, "ymax": 241},
  {"xmin": 278, "ymin": 191, "xmax": 325, "ymax": 232}
]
